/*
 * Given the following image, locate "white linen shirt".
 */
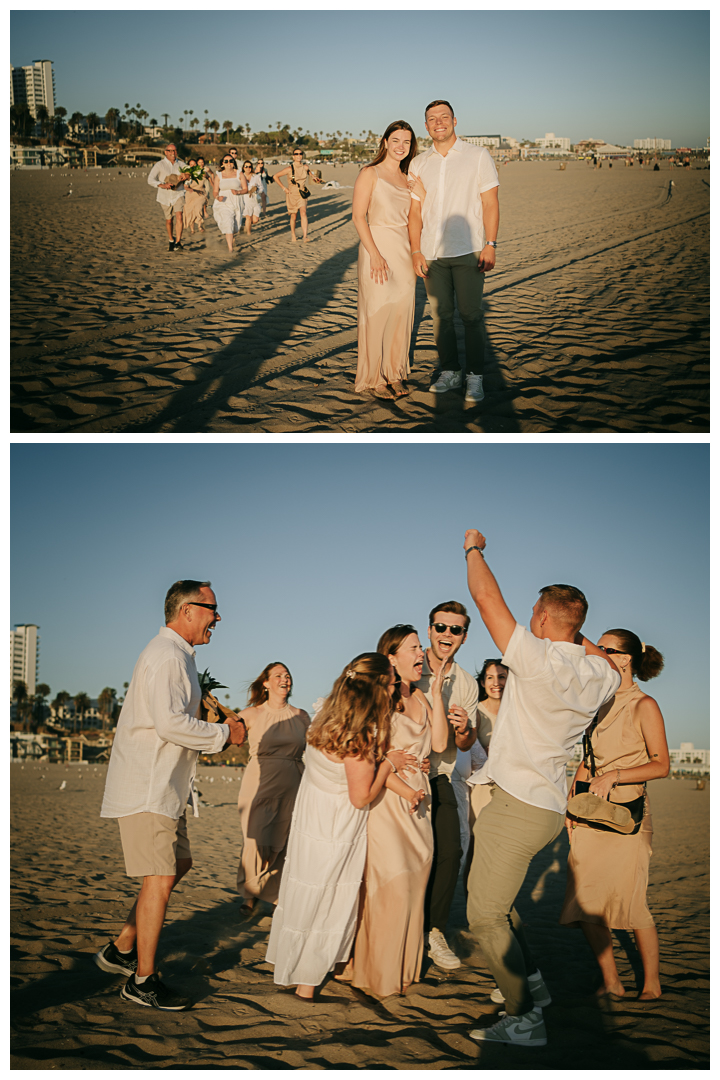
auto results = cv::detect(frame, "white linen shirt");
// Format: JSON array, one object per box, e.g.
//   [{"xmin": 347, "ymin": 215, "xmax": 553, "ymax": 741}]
[
  {"xmin": 100, "ymin": 627, "xmax": 229, "ymax": 820},
  {"xmin": 409, "ymin": 138, "xmax": 499, "ymax": 260},
  {"xmin": 474, "ymin": 622, "xmax": 621, "ymax": 815},
  {"xmin": 148, "ymin": 156, "xmax": 188, "ymax": 206},
  {"xmin": 416, "ymin": 654, "xmax": 478, "ymax": 780}
]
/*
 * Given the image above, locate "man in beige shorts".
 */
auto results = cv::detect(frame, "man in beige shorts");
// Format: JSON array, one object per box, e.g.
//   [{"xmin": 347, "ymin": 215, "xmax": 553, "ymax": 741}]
[
  {"xmin": 95, "ymin": 580, "xmax": 246, "ymax": 1010},
  {"xmin": 147, "ymin": 143, "xmax": 188, "ymax": 252}
]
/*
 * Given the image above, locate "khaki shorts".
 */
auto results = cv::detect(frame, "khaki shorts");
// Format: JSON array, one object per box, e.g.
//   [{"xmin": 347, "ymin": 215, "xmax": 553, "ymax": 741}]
[
  {"xmin": 161, "ymin": 196, "xmax": 185, "ymax": 220},
  {"xmin": 118, "ymin": 812, "xmax": 191, "ymax": 877}
]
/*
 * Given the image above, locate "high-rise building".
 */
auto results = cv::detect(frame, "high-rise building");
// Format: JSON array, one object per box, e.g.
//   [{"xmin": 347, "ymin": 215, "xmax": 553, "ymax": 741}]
[
  {"xmin": 10, "ymin": 624, "xmax": 40, "ymax": 698},
  {"xmin": 10, "ymin": 59, "xmax": 55, "ymax": 119},
  {"xmin": 634, "ymin": 138, "xmax": 671, "ymax": 151}
]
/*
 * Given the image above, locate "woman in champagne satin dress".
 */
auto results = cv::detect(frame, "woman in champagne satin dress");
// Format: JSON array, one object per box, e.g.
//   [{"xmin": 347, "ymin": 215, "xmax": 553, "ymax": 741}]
[{"xmin": 352, "ymin": 122, "xmax": 420, "ymax": 401}]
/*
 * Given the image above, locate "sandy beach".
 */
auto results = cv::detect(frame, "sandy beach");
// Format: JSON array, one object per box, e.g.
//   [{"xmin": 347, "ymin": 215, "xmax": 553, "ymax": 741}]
[
  {"xmin": 10, "ymin": 765, "xmax": 709, "ymax": 1069},
  {"xmin": 10, "ymin": 160, "xmax": 708, "ymax": 434}
]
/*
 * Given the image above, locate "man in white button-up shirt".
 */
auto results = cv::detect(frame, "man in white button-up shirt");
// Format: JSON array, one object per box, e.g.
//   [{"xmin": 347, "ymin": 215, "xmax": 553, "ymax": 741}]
[
  {"xmin": 95, "ymin": 580, "xmax": 246, "ymax": 1011},
  {"xmin": 462, "ymin": 530, "xmax": 620, "ymax": 1047},
  {"xmin": 147, "ymin": 143, "xmax": 188, "ymax": 252},
  {"xmin": 408, "ymin": 101, "xmax": 500, "ymax": 405}
]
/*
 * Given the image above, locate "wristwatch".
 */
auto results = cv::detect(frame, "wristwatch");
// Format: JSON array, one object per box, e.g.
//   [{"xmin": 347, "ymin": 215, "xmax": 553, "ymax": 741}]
[{"xmin": 486, "ymin": 241, "xmax": 497, "ymax": 248}]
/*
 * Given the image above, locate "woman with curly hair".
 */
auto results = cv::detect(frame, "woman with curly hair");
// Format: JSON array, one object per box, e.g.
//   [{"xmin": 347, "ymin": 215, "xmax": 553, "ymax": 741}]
[
  {"xmin": 266, "ymin": 653, "xmax": 421, "ymax": 1000},
  {"xmin": 235, "ymin": 663, "xmax": 310, "ymax": 917},
  {"xmin": 561, "ymin": 629, "xmax": 669, "ymax": 1000},
  {"xmin": 339, "ymin": 626, "xmax": 448, "ymax": 998}
]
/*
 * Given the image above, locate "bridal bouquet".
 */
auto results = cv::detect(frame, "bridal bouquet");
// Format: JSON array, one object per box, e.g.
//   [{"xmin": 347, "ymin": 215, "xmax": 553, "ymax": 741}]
[{"xmin": 179, "ymin": 164, "xmax": 207, "ymax": 184}]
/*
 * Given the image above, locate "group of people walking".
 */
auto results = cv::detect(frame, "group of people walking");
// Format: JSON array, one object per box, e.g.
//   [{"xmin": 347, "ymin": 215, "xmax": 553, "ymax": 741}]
[
  {"xmin": 95, "ymin": 530, "xmax": 669, "ymax": 1051},
  {"xmin": 148, "ymin": 143, "xmax": 322, "ymax": 253}
]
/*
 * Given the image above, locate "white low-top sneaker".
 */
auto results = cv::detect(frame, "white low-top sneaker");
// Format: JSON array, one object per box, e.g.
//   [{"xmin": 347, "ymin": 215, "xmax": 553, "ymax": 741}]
[
  {"xmin": 465, "ymin": 374, "xmax": 485, "ymax": 402},
  {"xmin": 430, "ymin": 370, "xmax": 462, "ymax": 393}
]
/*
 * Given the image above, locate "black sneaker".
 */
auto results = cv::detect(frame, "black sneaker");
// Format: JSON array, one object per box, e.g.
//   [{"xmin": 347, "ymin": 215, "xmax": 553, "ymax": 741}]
[
  {"xmin": 168, "ymin": 241, "xmax": 175, "ymax": 252},
  {"xmin": 172, "ymin": 241, "xmax": 184, "ymax": 251},
  {"xmin": 94, "ymin": 941, "xmax": 138, "ymax": 977},
  {"xmin": 121, "ymin": 972, "xmax": 191, "ymax": 1011}
]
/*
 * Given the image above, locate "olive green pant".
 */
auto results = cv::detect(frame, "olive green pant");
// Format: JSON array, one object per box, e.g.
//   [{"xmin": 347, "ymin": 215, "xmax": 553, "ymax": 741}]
[
  {"xmin": 467, "ymin": 785, "xmax": 564, "ymax": 1016},
  {"xmin": 423, "ymin": 252, "xmax": 485, "ymax": 375}
]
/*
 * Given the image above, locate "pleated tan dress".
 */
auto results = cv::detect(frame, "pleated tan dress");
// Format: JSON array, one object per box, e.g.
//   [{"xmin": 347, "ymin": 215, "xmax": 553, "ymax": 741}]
[
  {"xmin": 355, "ymin": 169, "xmax": 416, "ymax": 393},
  {"xmin": 338, "ymin": 703, "xmax": 433, "ymax": 997},
  {"xmin": 560, "ymin": 683, "xmax": 655, "ymax": 930},
  {"xmin": 236, "ymin": 703, "xmax": 310, "ymax": 903}
]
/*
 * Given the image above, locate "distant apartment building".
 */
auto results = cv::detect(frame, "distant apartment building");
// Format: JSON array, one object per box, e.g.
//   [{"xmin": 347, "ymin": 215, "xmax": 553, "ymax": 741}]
[
  {"xmin": 634, "ymin": 137, "xmax": 671, "ymax": 151},
  {"xmin": 669, "ymin": 742, "xmax": 710, "ymax": 772},
  {"xmin": 10, "ymin": 624, "xmax": 39, "ymax": 697},
  {"xmin": 10, "ymin": 59, "xmax": 55, "ymax": 119},
  {"xmin": 462, "ymin": 134, "xmax": 502, "ymax": 148},
  {"xmin": 536, "ymin": 132, "xmax": 571, "ymax": 151}
]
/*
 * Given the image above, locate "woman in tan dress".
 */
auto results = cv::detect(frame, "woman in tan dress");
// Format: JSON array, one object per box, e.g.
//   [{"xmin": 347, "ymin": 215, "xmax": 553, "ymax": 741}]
[
  {"xmin": 182, "ymin": 159, "xmax": 207, "ymax": 235},
  {"xmin": 339, "ymin": 625, "xmax": 448, "ymax": 998},
  {"xmin": 560, "ymin": 629, "xmax": 669, "ymax": 1000},
  {"xmin": 352, "ymin": 121, "xmax": 419, "ymax": 400},
  {"xmin": 236, "ymin": 662, "xmax": 310, "ymax": 916},
  {"xmin": 273, "ymin": 149, "xmax": 323, "ymax": 242}
]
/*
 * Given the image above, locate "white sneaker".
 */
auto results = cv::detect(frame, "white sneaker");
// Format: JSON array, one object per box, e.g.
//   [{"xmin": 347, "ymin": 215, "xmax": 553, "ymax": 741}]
[
  {"xmin": 429, "ymin": 370, "xmax": 462, "ymax": 393},
  {"xmin": 427, "ymin": 928, "xmax": 462, "ymax": 970},
  {"xmin": 490, "ymin": 969, "xmax": 551, "ymax": 1008},
  {"xmin": 469, "ymin": 1007, "xmax": 547, "ymax": 1046},
  {"xmin": 464, "ymin": 374, "xmax": 485, "ymax": 402}
]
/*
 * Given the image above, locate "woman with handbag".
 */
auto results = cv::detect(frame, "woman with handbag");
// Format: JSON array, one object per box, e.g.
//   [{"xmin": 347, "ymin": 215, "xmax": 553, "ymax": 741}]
[
  {"xmin": 560, "ymin": 629, "xmax": 669, "ymax": 1000},
  {"xmin": 235, "ymin": 662, "xmax": 310, "ymax": 917},
  {"xmin": 273, "ymin": 148, "xmax": 323, "ymax": 243}
]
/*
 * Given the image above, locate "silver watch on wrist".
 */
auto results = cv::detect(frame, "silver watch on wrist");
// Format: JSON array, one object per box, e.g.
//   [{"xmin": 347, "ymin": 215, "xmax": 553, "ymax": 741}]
[{"xmin": 486, "ymin": 240, "xmax": 497, "ymax": 248}]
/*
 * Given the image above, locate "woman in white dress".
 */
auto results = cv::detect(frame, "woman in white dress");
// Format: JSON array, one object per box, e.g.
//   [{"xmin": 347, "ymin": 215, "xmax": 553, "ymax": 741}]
[
  {"xmin": 240, "ymin": 159, "xmax": 262, "ymax": 233},
  {"xmin": 211, "ymin": 154, "xmax": 248, "ymax": 252},
  {"xmin": 266, "ymin": 652, "xmax": 423, "ymax": 1001}
]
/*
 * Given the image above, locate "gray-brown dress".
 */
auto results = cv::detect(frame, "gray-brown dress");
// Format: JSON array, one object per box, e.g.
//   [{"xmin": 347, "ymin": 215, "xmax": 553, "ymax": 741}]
[
  {"xmin": 355, "ymin": 169, "xmax": 415, "ymax": 393},
  {"xmin": 236, "ymin": 703, "xmax": 310, "ymax": 903},
  {"xmin": 560, "ymin": 682, "xmax": 655, "ymax": 929}
]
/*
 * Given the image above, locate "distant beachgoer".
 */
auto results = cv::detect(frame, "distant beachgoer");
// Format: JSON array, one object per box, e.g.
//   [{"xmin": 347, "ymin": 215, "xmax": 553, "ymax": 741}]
[
  {"xmin": 561, "ymin": 630, "xmax": 669, "ymax": 1001},
  {"xmin": 211, "ymin": 154, "xmax": 248, "ymax": 253},
  {"xmin": 240, "ymin": 159, "xmax": 261, "ymax": 233},
  {"xmin": 95, "ymin": 580, "xmax": 246, "ymax": 1010},
  {"xmin": 409, "ymin": 100, "xmax": 499, "ymax": 405},
  {"xmin": 463, "ymin": 531, "xmax": 620, "ymax": 1047},
  {"xmin": 265, "ymin": 653, "xmax": 417, "ymax": 1001},
  {"xmin": 182, "ymin": 159, "xmax": 207, "ymax": 235},
  {"xmin": 273, "ymin": 149, "xmax": 323, "ymax": 242},
  {"xmin": 352, "ymin": 120, "xmax": 419, "ymax": 401},
  {"xmin": 147, "ymin": 143, "xmax": 189, "ymax": 252},
  {"xmin": 235, "ymin": 663, "xmax": 310, "ymax": 916}
]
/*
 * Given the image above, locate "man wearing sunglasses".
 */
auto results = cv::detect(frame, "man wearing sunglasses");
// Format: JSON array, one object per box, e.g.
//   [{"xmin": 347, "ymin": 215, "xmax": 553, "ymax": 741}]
[
  {"xmin": 147, "ymin": 144, "xmax": 189, "ymax": 252},
  {"xmin": 98, "ymin": 580, "xmax": 246, "ymax": 1011},
  {"xmin": 416, "ymin": 601, "xmax": 479, "ymax": 973},
  {"xmin": 462, "ymin": 530, "xmax": 620, "ymax": 1047}
]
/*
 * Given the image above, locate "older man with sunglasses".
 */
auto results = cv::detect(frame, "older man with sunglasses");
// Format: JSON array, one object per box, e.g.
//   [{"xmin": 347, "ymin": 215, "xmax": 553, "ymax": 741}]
[
  {"xmin": 416, "ymin": 600, "xmax": 479, "ymax": 971},
  {"xmin": 97, "ymin": 580, "xmax": 246, "ymax": 1011},
  {"xmin": 148, "ymin": 143, "xmax": 189, "ymax": 252}
]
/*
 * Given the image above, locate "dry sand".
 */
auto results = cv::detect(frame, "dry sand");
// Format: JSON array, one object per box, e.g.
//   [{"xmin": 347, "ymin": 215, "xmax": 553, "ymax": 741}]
[
  {"xmin": 10, "ymin": 160, "xmax": 708, "ymax": 434},
  {"xmin": 11, "ymin": 765, "xmax": 709, "ymax": 1069}
]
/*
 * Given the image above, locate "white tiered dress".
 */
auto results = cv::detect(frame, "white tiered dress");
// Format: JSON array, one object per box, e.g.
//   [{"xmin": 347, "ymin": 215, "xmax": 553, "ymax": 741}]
[
  {"xmin": 212, "ymin": 172, "xmax": 244, "ymax": 235},
  {"xmin": 265, "ymin": 744, "xmax": 368, "ymax": 987}
]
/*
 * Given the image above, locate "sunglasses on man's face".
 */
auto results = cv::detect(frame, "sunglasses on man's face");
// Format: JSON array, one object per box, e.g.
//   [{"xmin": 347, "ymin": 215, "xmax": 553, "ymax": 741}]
[
  {"xmin": 186, "ymin": 602, "xmax": 218, "ymax": 613},
  {"xmin": 431, "ymin": 623, "xmax": 466, "ymax": 637}
]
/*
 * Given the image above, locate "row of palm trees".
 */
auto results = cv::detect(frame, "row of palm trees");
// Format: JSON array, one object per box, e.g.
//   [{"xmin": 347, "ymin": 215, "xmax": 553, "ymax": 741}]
[{"xmin": 11, "ymin": 680, "xmax": 122, "ymax": 734}]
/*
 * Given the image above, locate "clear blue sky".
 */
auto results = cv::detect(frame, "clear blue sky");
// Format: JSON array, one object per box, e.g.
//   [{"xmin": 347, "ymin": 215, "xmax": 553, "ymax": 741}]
[
  {"xmin": 11, "ymin": 443, "xmax": 708, "ymax": 749},
  {"xmin": 10, "ymin": 10, "xmax": 709, "ymax": 147}
]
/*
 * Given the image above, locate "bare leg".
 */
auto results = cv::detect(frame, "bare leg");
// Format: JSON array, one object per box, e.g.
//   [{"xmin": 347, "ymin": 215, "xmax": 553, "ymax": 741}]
[
  {"xmin": 114, "ymin": 858, "xmax": 192, "ymax": 975},
  {"xmin": 299, "ymin": 206, "xmax": 309, "ymax": 241},
  {"xmin": 634, "ymin": 926, "xmax": 662, "ymax": 999},
  {"xmin": 296, "ymin": 984, "xmax": 315, "ymax": 1000},
  {"xmin": 289, "ymin": 211, "xmax": 297, "ymax": 241},
  {"xmin": 579, "ymin": 921, "xmax": 625, "ymax": 996},
  {"xmin": 174, "ymin": 211, "xmax": 184, "ymax": 244},
  {"xmin": 244, "ymin": 217, "xmax": 252, "ymax": 234},
  {"xmin": 225, "ymin": 233, "xmax": 234, "ymax": 253},
  {"xmin": 165, "ymin": 218, "xmax": 174, "ymax": 243},
  {"xmin": 260, "ymin": 193, "xmax": 267, "ymax": 215}
]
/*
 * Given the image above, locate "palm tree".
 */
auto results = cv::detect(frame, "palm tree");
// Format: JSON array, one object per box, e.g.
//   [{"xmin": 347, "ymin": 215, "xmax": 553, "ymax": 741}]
[
  {"xmin": 35, "ymin": 104, "xmax": 50, "ymax": 142},
  {"xmin": 222, "ymin": 120, "xmax": 233, "ymax": 143},
  {"xmin": 12, "ymin": 680, "xmax": 28, "ymax": 731},
  {"xmin": 97, "ymin": 687, "xmax": 116, "ymax": 733},
  {"xmin": 53, "ymin": 106, "xmax": 67, "ymax": 143},
  {"xmin": 210, "ymin": 119, "xmax": 220, "ymax": 142},
  {"xmin": 86, "ymin": 112, "xmax": 100, "ymax": 144},
  {"xmin": 190, "ymin": 116, "xmax": 199, "ymax": 135},
  {"xmin": 52, "ymin": 690, "xmax": 70, "ymax": 725},
  {"xmin": 73, "ymin": 691, "xmax": 91, "ymax": 734},
  {"xmin": 32, "ymin": 683, "xmax": 51, "ymax": 731}
]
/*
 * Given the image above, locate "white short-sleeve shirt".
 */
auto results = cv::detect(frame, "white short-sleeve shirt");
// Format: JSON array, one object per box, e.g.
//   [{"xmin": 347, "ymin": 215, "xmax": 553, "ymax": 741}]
[
  {"xmin": 409, "ymin": 138, "xmax": 499, "ymax": 260},
  {"xmin": 475, "ymin": 623, "xmax": 621, "ymax": 814}
]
